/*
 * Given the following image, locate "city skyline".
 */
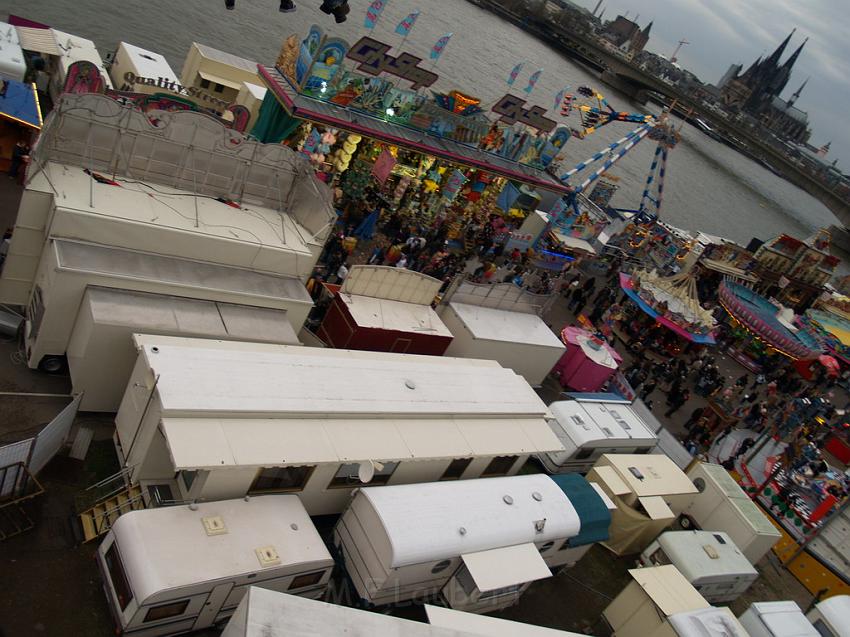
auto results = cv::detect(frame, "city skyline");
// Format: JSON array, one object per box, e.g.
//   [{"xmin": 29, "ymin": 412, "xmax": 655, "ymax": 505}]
[{"xmin": 576, "ymin": 0, "xmax": 849, "ymax": 169}]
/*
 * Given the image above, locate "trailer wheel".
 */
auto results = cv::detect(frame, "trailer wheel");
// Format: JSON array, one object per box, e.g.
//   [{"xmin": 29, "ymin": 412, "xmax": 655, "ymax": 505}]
[
  {"xmin": 38, "ymin": 355, "xmax": 66, "ymax": 374},
  {"xmin": 678, "ymin": 514, "xmax": 696, "ymax": 530}
]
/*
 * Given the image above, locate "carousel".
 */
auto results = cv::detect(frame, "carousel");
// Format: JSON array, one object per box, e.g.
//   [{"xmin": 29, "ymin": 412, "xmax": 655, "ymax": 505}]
[
  {"xmin": 619, "ymin": 267, "xmax": 717, "ymax": 346},
  {"xmin": 717, "ymin": 279, "xmax": 823, "ymax": 368}
]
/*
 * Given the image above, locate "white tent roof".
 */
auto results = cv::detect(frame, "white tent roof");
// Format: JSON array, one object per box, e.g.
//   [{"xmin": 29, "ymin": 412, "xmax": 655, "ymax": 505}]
[
  {"xmin": 448, "ymin": 302, "xmax": 565, "ymax": 349},
  {"xmin": 138, "ymin": 336, "xmax": 551, "ymax": 418},
  {"xmin": 548, "ymin": 400, "xmax": 658, "ymax": 447},
  {"xmin": 360, "ymin": 474, "xmax": 579, "ymax": 567},
  {"xmin": 111, "ymin": 496, "xmax": 331, "ymax": 604}
]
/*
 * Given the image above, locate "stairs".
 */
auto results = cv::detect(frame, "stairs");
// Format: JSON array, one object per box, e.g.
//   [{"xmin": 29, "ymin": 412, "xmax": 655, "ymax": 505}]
[
  {"xmin": 0, "ymin": 503, "xmax": 34, "ymax": 540},
  {"xmin": 78, "ymin": 484, "xmax": 145, "ymax": 543}
]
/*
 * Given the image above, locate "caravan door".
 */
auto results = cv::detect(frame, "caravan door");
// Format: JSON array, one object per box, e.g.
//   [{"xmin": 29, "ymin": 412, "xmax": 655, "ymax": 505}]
[{"xmin": 192, "ymin": 582, "xmax": 234, "ymax": 630}]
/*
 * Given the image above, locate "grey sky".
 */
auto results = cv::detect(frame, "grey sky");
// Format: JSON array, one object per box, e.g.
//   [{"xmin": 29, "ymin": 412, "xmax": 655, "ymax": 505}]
[{"xmin": 576, "ymin": 0, "xmax": 850, "ymax": 169}]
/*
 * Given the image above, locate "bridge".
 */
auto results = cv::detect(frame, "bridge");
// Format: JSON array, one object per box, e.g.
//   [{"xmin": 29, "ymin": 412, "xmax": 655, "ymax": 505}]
[{"xmin": 472, "ymin": 0, "xmax": 850, "ymax": 225}]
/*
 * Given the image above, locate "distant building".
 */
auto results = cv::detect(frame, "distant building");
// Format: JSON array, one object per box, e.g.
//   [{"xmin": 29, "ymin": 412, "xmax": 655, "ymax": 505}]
[
  {"xmin": 600, "ymin": 16, "xmax": 652, "ymax": 54},
  {"xmin": 753, "ymin": 229, "xmax": 839, "ymax": 311},
  {"xmin": 717, "ymin": 63, "xmax": 741, "ymax": 90}
]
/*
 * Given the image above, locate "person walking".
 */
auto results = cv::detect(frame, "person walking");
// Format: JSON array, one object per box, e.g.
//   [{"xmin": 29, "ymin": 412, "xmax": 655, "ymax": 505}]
[
  {"xmin": 665, "ymin": 388, "xmax": 690, "ymax": 418},
  {"xmin": 639, "ymin": 379, "xmax": 657, "ymax": 401}
]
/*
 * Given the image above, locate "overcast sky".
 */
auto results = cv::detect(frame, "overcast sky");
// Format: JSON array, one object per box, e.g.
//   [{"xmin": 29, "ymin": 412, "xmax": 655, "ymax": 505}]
[{"xmin": 575, "ymin": 0, "xmax": 850, "ymax": 169}]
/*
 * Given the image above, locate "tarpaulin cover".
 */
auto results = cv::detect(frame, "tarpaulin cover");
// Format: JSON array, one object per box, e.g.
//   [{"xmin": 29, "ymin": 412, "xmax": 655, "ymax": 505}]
[{"xmin": 551, "ymin": 473, "xmax": 612, "ymax": 547}]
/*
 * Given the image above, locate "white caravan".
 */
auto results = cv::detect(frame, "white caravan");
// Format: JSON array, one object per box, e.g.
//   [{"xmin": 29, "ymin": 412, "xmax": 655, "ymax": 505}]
[
  {"xmin": 114, "ymin": 335, "xmax": 563, "ymax": 515},
  {"xmin": 738, "ymin": 601, "xmax": 819, "ymax": 637},
  {"xmin": 96, "ymin": 495, "xmax": 333, "ymax": 637},
  {"xmin": 333, "ymin": 473, "xmax": 612, "ymax": 613},
  {"xmin": 640, "ymin": 530, "xmax": 759, "ymax": 603},
  {"xmin": 806, "ymin": 595, "xmax": 850, "ymax": 637},
  {"xmin": 683, "ymin": 462, "xmax": 781, "ymax": 564},
  {"xmin": 539, "ymin": 396, "xmax": 658, "ymax": 474}
]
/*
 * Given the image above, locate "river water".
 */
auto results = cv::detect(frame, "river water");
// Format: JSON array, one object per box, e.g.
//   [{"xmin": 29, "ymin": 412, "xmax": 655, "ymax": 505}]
[{"xmin": 2, "ymin": 0, "xmax": 843, "ymax": 249}]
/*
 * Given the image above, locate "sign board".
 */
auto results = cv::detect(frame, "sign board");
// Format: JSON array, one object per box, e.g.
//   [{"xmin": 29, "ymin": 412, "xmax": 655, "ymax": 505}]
[
  {"xmin": 492, "ymin": 94, "xmax": 557, "ymax": 133},
  {"xmin": 347, "ymin": 36, "xmax": 438, "ymax": 90}
]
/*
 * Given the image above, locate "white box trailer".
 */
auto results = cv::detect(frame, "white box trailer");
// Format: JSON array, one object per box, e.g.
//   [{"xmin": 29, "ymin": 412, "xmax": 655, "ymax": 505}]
[
  {"xmin": 639, "ymin": 531, "xmax": 759, "ymax": 603},
  {"xmin": 683, "ymin": 462, "xmax": 781, "ymax": 564},
  {"xmin": 587, "ymin": 454, "xmax": 699, "ymax": 556},
  {"xmin": 96, "ymin": 495, "xmax": 334, "ymax": 637},
  {"xmin": 115, "ymin": 335, "xmax": 564, "ymax": 514},
  {"xmin": 806, "ymin": 595, "xmax": 850, "ymax": 637},
  {"xmin": 738, "ymin": 601, "xmax": 819, "ymax": 637},
  {"xmin": 440, "ymin": 301, "xmax": 565, "ymax": 386},
  {"xmin": 539, "ymin": 396, "xmax": 659, "ymax": 474},
  {"xmin": 68, "ymin": 287, "xmax": 301, "ymax": 412},
  {"xmin": 109, "ymin": 42, "xmax": 180, "ymax": 95},
  {"xmin": 333, "ymin": 473, "xmax": 611, "ymax": 613},
  {"xmin": 0, "ymin": 93, "xmax": 334, "ymax": 372}
]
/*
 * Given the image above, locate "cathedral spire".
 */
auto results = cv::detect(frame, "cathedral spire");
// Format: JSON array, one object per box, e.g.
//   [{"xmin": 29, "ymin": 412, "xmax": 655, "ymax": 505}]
[
  {"xmin": 782, "ymin": 37, "xmax": 807, "ymax": 71},
  {"xmin": 788, "ymin": 77, "xmax": 808, "ymax": 107},
  {"xmin": 764, "ymin": 29, "xmax": 796, "ymax": 69}
]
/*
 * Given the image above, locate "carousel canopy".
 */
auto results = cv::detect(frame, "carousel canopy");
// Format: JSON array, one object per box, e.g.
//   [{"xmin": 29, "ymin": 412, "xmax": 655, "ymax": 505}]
[
  {"xmin": 258, "ymin": 65, "xmax": 569, "ymax": 195},
  {"xmin": 718, "ymin": 280, "xmax": 823, "ymax": 360},
  {"xmin": 619, "ymin": 270, "xmax": 716, "ymax": 345}
]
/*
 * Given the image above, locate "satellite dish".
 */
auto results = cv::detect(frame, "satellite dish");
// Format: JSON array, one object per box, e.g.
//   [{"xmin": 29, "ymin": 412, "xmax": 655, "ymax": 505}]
[{"xmin": 357, "ymin": 460, "xmax": 385, "ymax": 484}]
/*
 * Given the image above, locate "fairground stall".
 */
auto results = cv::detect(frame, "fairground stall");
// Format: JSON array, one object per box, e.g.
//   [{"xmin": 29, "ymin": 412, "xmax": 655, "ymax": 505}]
[
  {"xmin": 251, "ymin": 25, "xmax": 657, "ymax": 273},
  {"xmin": 553, "ymin": 326, "xmax": 622, "ymax": 391},
  {"xmin": 717, "ymin": 279, "xmax": 823, "ymax": 372},
  {"xmin": 0, "ymin": 76, "xmax": 41, "ymax": 173},
  {"xmin": 617, "ymin": 268, "xmax": 716, "ymax": 356}
]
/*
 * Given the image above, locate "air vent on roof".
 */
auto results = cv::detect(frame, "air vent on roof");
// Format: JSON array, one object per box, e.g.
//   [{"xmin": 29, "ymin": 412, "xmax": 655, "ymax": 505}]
[
  {"xmin": 702, "ymin": 545, "xmax": 719, "ymax": 559},
  {"xmin": 570, "ymin": 415, "xmax": 592, "ymax": 431},
  {"xmin": 201, "ymin": 515, "xmax": 228, "ymax": 536},
  {"xmin": 256, "ymin": 546, "xmax": 281, "ymax": 567},
  {"xmin": 610, "ymin": 410, "xmax": 631, "ymax": 430},
  {"xmin": 601, "ymin": 427, "xmax": 614, "ymax": 438}
]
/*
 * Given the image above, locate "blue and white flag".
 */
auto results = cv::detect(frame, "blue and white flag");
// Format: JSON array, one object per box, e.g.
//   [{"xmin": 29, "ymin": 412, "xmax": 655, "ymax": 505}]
[
  {"xmin": 554, "ymin": 85, "xmax": 570, "ymax": 110},
  {"xmin": 507, "ymin": 62, "xmax": 524, "ymax": 86},
  {"xmin": 524, "ymin": 68, "xmax": 543, "ymax": 95},
  {"xmin": 395, "ymin": 10, "xmax": 421, "ymax": 36},
  {"xmin": 364, "ymin": 0, "xmax": 389, "ymax": 29},
  {"xmin": 430, "ymin": 33, "xmax": 453, "ymax": 60}
]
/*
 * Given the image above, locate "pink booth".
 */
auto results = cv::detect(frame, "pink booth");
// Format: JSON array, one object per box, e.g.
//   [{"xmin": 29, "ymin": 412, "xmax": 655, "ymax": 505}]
[{"xmin": 554, "ymin": 327, "xmax": 623, "ymax": 391}]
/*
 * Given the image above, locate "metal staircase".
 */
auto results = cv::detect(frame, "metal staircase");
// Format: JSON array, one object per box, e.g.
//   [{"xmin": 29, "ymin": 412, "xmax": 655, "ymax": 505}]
[
  {"xmin": 76, "ymin": 467, "xmax": 146, "ymax": 543},
  {"xmin": 0, "ymin": 462, "xmax": 45, "ymax": 541}
]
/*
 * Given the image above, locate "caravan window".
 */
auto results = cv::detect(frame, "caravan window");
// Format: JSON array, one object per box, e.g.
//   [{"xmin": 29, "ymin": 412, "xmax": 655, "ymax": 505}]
[
  {"xmin": 481, "ymin": 455, "xmax": 518, "ymax": 477},
  {"xmin": 328, "ymin": 462, "xmax": 399, "ymax": 489},
  {"xmin": 441, "ymin": 458, "xmax": 473, "ymax": 481},
  {"xmin": 479, "ymin": 583, "xmax": 522, "ymax": 600},
  {"xmin": 250, "ymin": 466, "xmax": 315, "ymax": 493},
  {"xmin": 104, "ymin": 544, "xmax": 134, "ymax": 611},
  {"xmin": 812, "ymin": 619, "xmax": 836, "ymax": 637},
  {"xmin": 288, "ymin": 571, "xmax": 325, "ymax": 590},
  {"xmin": 144, "ymin": 600, "xmax": 189, "ymax": 623}
]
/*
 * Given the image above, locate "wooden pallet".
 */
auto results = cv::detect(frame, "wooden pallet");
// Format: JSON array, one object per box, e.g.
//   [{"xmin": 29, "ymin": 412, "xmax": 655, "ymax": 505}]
[{"xmin": 78, "ymin": 484, "xmax": 145, "ymax": 543}]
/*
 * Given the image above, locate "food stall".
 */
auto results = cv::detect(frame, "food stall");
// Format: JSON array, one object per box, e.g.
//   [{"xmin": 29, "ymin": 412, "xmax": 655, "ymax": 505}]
[{"xmin": 553, "ymin": 326, "xmax": 622, "ymax": 391}]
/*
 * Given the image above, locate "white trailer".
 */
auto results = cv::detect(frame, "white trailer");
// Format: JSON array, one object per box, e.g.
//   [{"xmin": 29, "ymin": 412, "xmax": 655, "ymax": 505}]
[
  {"xmin": 68, "ymin": 287, "xmax": 300, "ymax": 411},
  {"xmin": 0, "ymin": 22, "xmax": 25, "ymax": 81},
  {"xmin": 639, "ymin": 530, "xmax": 759, "ymax": 603},
  {"xmin": 0, "ymin": 93, "xmax": 333, "ymax": 375},
  {"xmin": 333, "ymin": 473, "xmax": 611, "ymax": 613},
  {"xmin": 47, "ymin": 29, "xmax": 113, "ymax": 100},
  {"xmin": 440, "ymin": 301, "xmax": 565, "ymax": 386},
  {"xmin": 683, "ymin": 462, "xmax": 781, "ymax": 564},
  {"xmin": 539, "ymin": 396, "xmax": 659, "ymax": 474},
  {"xmin": 587, "ymin": 454, "xmax": 700, "ymax": 556},
  {"xmin": 806, "ymin": 595, "xmax": 850, "ymax": 637},
  {"xmin": 221, "ymin": 587, "xmax": 588, "ymax": 637},
  {"xmin": 115, "ymin": 335, "xmax": 564, "ymax": 515},
  {"xmin": 96, "ymin": 495, "xmax": 334, "ymax": 637},
  {"xmin": 738, "ymin": 601, "xmax": 819, "ymax": 637},
  {"xmin": 108, "ymin": 42, "xmax": 180, "ymax": 95}
]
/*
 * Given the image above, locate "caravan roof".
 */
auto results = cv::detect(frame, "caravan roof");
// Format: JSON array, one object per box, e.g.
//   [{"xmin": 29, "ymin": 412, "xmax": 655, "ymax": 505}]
[
  {"xmin": 425, "ymin": 605, "xmax": 587, "ymax": 636},
  {"xmin": 340, "ymin": 293, "xmax": 452, "ymax": 337},
  {"xmin": 448, "ymin": 302, "xmax": 564, "ymax": 348},
  {"xmin": 50, "ymin": 29, "xmax": 113, "ymax": 86},
  {"xmin": 628, "ymin": 565, "xmax": 710, "ymax": 617},
  {"xmin": 137, "ymin": 336, "xmax": 551, "ymax": 417},
  {"xmin": 359, "ymin": 474, "xmax": 580, "ymax": 567},
  {"xmin": 0, "ymin": 22, "xmax": 25, "ymax": 81},
  {"xmin": 601, "ymin": 454, "xmax": 699, "ymax": 498},
  {"xmin": 549, "ymin": 400, "xmax": 658, "ymax": 447},
  {"xmin": 810, "ymin": 596, "xmax": 850, "ymax": 636},
  {"xmin": 745, "ymin": 602, "xmax": 819, "ymax": 636},
  {"xmin": 655, "ymin": 531, "xmax": 757, "ymax": 581},
  {"xmin": 667, "ymin": 607, "xmax": 749, "ymax": 637},
  {"xmin": 110, "ymin": 496, "xmax": 331, "ymax": 604}
]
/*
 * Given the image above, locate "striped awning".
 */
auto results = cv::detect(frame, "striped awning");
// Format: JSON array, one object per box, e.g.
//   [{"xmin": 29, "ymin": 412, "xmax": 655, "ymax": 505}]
[{"xmin": 15, "ymin": 27, "xmax": 60, "ymax": 56}]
